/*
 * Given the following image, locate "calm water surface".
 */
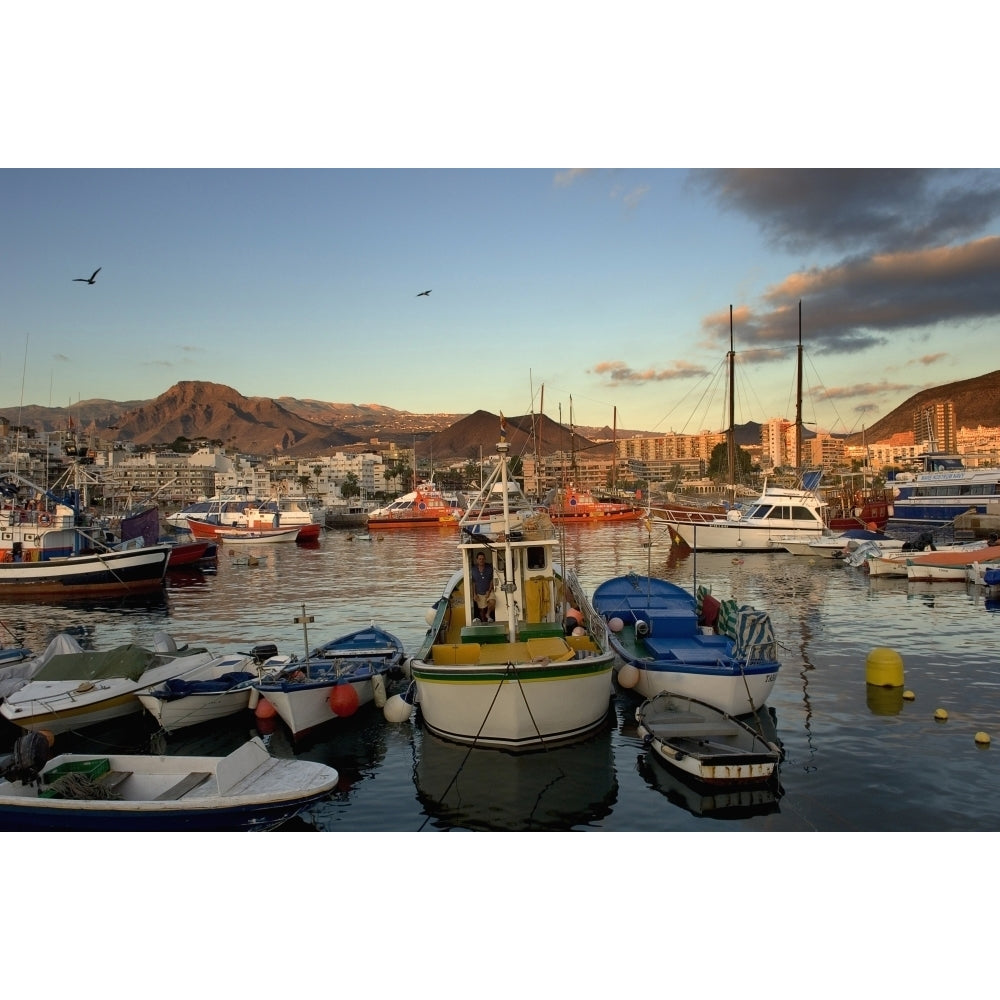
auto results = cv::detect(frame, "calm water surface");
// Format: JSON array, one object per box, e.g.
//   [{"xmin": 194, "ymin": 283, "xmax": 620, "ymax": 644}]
[{"xmin": 2, "ymin": 521, "xmax": 999, "ymax": 832}]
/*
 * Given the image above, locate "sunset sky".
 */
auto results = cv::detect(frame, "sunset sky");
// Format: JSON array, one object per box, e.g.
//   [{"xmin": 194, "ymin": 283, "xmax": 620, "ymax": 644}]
[{"xmin": 4, "ymin": 12, "xmax": 994, "ymax": 439}]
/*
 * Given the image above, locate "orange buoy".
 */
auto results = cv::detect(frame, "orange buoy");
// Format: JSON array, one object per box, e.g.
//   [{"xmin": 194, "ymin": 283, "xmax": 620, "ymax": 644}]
[
  {"xmin": 255, "ymin": 698, "xmax": 277, "ymax": 719},
  {"xmin": 255, "ymin": 714, "xmax": 277, "ymax": 735},
  {"xmin": 329, "ymin": 684, "xmax": 360, "ymax": 717}
]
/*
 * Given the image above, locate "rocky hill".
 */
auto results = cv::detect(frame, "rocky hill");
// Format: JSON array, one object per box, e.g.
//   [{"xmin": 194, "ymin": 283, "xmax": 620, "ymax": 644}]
[{"xmin": 843, "ymin": 369, "xmax": 1000, "ymax": 445}]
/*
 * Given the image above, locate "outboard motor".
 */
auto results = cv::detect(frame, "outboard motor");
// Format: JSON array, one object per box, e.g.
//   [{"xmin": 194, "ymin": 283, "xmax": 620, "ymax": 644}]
[{"xmin": 903, "ymin": 531, "xmax": 936, "ymax": 552}]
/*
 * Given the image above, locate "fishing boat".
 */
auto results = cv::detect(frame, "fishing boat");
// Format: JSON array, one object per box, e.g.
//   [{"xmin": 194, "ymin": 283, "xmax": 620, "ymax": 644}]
[
  {"xmin": 367, "ymin": 483, "xmax": 464, "ymax": 528},
  {"xmin": 253, "ymin": 624, "xmax": 406, "ymax": 739},
  {"xmin": 136, "ymin": 644, "xmax": 290, "ymax": 733},
  {"xmin": 0, "ymin": 473, "xmax": 171, "ymax": 598},
  {"xmin": 823, "ymin": 479, "xmax": 894, "ymax": 532},
  {"xmin": 635, "ymin": 692, "xmax": 783, "ymax": 785},
  {"xmin": 903, "ymin": 543, "xmax": 1000, "ymax": 583},
  {"xmin": 117, "ymin": 507, "xmax": 215, "ymax": 567},
  {"xmin": 888, "ymin": 453, "xmax": 1000, "ymax": 529},
  {"xmin": 0, "ymin": 633, "xmax": 220, "ymax": 735},
  {"xmin": 402, "ymin": 423, "xmax": 616, "ymax": 752},
  {"xmin": 543, "ymin": 485, "xmax": 643, "ymax": 522},
  {"xmin": 591, "ymin": 573, "xmax": 780, "ymax": 715},
  {"xmin": 0, "ymin": 734, "xmax": 338, "ymax": 831}
]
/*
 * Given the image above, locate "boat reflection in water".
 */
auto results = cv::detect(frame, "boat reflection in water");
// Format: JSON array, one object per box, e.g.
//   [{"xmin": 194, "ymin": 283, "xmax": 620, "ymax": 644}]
[
  {"xmin": 637, "ymin": 751, "xmax": 783, "ymax": 819},
  {"xmin": 414, "ymin": 725, "xmax": 618, "ymax": 831},
  {"xmin": 636, "ymin": 706, "xmax": 784, "ymax": 821}
]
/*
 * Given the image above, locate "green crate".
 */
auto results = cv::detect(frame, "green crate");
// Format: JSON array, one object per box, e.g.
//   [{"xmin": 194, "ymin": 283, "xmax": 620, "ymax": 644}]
[{"xmin": 43, "ymin": 758, "xmax": 111, "ymax": 785}]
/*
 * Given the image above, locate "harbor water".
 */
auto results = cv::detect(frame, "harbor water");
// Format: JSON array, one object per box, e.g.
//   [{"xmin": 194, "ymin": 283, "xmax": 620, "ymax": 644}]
[{"xmin": 2, "ymin": 520, "xmax": 999, "ymax": 834}]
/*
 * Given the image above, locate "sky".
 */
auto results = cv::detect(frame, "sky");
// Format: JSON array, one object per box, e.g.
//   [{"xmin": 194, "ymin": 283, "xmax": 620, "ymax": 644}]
[{"xmin": 3, "ymin": 11, "xmax": 998, "ymax": 443}]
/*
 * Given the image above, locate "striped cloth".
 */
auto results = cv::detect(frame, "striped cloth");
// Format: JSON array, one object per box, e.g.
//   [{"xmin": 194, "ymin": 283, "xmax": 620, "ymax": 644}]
[{"xmin": 735, "ymin": 608, "xmax": 776, "ymax": 662}]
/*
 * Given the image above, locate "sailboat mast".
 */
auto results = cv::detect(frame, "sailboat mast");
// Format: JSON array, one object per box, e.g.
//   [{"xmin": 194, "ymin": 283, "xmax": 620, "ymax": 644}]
[
  {"xmin": 612, "ymin": 405, "xmax": 617, "ymax": 494},
  {"xmin": 727, "ymin": 305, "xmax": 736, "ymax": 498},
  {"xmin": 795, "ymin": 299, "xmax": 803, "ymax": 476}
]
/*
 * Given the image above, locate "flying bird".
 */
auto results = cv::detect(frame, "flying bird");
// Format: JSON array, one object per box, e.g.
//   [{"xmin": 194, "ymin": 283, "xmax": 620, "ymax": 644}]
[
  {"xmin": 416, "ymin": 289, "xmax": 431, "ymax": 297},
  {"xmin": 73, "ymin": 267, "xmax": 102, "ymax": 285}
]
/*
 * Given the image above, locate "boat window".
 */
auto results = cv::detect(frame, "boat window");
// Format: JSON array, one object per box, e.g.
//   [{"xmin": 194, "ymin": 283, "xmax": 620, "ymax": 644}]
[
  {"xmin": 790, "ymin": 506, "xmax": 817, "ymax": 521},
  {"xmin": 527, "ymin": 546, "xmax": 546, "ymax": 569}
]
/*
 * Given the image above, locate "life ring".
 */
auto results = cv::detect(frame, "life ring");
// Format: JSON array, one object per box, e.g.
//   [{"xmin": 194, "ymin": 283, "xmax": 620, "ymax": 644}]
[
  {"xmin": 38, "ymin": 513, "xmax": 52, "ymax": 526},
  {"xmin": 727, "ymin": 509, "xmax": 743, "ymax": 521}
]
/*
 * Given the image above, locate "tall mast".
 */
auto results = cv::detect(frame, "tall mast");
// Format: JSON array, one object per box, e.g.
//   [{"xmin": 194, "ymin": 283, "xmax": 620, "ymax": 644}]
[
  {"xmin": 795, "ymin": 299, "xmax": 803, "ymax": 476},
  {"xmin": 612, "ymin": 405, "xmax": 617, "ymax": 493},
  {"xmin": 727, "ymin": 305, "xmax": 736, "ymax": 500}
]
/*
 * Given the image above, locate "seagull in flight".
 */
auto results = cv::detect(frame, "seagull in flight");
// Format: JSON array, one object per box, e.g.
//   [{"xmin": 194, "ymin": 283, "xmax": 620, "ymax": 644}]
[
  {"xmin": 73, "ymin": 267, "xmax": 102, "ymax": 285},
  {"xmin": 416, "ymin": 289, "xmax": 431, "ymax": 297}
]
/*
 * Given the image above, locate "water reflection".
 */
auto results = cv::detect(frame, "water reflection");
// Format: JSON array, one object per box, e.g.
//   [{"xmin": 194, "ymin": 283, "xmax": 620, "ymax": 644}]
[
  {"xmin": 637, "ymin": 751, "xmax": 784, "ymax": 820},
  {"xmin": 412, "ymin": 722, "xmax": 618, "ymax": 831}
]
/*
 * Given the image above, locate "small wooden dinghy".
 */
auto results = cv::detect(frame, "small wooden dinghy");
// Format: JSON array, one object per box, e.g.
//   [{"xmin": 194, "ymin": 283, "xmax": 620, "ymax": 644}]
[{"xmin": 635, "ymin": 692, "xmax": 783, "ymax": 785}]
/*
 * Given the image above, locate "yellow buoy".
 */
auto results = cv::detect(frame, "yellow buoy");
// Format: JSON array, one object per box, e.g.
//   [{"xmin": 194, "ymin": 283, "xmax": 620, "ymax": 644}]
[
  {"xmin": 934, "ymin": 707, "xmax": 949, "ymax": 721},
  {"xmin": 902, "ymin": 690, "xmax": 916, "ymax": 701},
  {"xmin": 974, "ymin": 731, "xmax": 991, "ymax": 746},
  {"xmin": 866, "ymin": 647, "xmax": 904, "ymax": 688},
  {"xmin": 866, "ymin": 685, "xmax": 904, "ymax": 716}
]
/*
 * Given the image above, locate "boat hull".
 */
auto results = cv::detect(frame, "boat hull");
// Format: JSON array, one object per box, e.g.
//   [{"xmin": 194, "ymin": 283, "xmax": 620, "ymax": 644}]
[
  {"xmin": 256, "ymin": 675, "xmax": 379, "ymax": 738},
  {"xmin": 138, "ymin": 688, "xmax": 254, "ymax": 732},
  {"xmin": 592, "ymin": 574, "xmax": 781, "ymax": 715},
  {"xmin": 0, "ymin": 739, "xmax": 338, "ymax": 831},
  {"xmin": 0, "ymin": 546, "xmax": 170, "ymax": 599},
  {"xmin": 410, "ymin": 656, "xmax": 615, "ymax": 751},
  {"xmin": 0, "ymin": 645, "xmax": 220, "ymax": 735}
]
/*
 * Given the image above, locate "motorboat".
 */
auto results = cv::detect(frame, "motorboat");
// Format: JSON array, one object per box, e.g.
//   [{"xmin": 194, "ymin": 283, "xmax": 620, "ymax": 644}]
[
  {"xmin": 591, "ymin": 573, "xmax": 780, "ymax": 715},
  {"xmin": 137, "ymin": 643, "xmax": 291, "ymax": 733},
  {"xmin": 0, "ymin": 633, "xmax": 221, "ymax": 735},
  {"xmin": 0, "ymin": 734, "xmax": 338, "ymax": 831}
]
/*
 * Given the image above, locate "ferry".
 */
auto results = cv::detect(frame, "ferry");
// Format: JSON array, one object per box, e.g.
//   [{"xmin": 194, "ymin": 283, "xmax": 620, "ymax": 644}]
[{"xmin": 888, "ymin": 453, "xmax": 1000, "ymax": 527}]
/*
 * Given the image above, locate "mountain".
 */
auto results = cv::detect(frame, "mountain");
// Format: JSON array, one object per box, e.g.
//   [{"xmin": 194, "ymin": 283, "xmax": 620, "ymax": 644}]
[
  {"xmin": 843, "ymin": 369, "xmax": 1000, "ymax": 445},
  {"xmin": 113, "ymin": 381, "xmax": 360, "ymax": 454},
  {"xmin": 3, "ymin": 371, "xmax": 998, "ymax": 457},
  {"xmin": 421, "ymin": 410, "xmax": 616, "ymax": 463}
]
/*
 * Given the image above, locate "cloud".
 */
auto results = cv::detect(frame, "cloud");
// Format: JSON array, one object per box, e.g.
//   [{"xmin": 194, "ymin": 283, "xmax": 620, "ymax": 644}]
[
  {"xmin": 691, "ymin": 168, "xmax": 1000, "ymax": 254},
  {"xmin": 697, "ymin": 236, "xmax": 1000, "ymax": 356},
  {"xmin": 553, "ymin": 169, "xmax": 593, "ymax": 188},
  {"xmin": 611, "ymin": 183, "xmax": 650, "ymax": 211},
  {"xmin": 592, "ymin": 359, "xmax": 708, "ymax": 383}
]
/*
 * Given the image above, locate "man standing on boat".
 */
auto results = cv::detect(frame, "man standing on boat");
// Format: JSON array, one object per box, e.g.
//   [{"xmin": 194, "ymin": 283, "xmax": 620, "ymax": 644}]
[{"xmin": 471, "ymin": 551, "xmax": 496, "ymax": 622}]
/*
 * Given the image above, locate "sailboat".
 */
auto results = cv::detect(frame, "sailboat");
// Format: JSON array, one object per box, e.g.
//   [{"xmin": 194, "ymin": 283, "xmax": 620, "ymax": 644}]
[
  {"xmin": 656, "ymin": 303, "xmax": 829, "ymax": 552},
  {"xmin": 403, "ymin": 417, "xmax": 616, "ymax": 751}
]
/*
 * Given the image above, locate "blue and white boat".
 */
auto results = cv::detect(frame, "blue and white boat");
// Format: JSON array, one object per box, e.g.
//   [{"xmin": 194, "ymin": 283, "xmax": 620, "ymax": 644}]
[
  {"xmin": 888, "ymin": 453, "xmax": 1000, "ymax": 527},
  {"xmin": 592, "ymin": 573, "xmax": 780, "ymax": 715},
  {"xmin": 253, "ymin": 624, "xmax": 406, "ymax": 738}
]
